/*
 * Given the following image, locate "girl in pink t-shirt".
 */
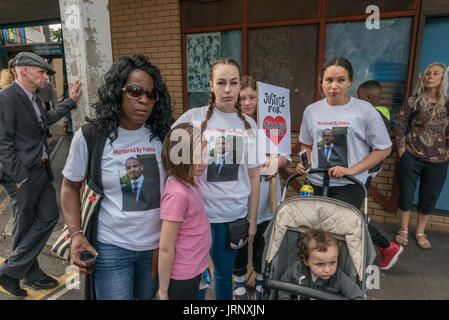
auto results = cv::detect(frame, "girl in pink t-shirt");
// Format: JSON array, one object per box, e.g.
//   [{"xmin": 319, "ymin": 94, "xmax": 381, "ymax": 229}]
[{"xmin": 158, "ymin": 123, "xmax": 214, "ymax": 300}]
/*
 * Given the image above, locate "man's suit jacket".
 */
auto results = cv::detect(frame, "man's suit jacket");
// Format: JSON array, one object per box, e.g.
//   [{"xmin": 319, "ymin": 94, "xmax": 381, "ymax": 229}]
[
  {"xmin": 122, "ymin": 177, "xmax": 160, "ymax": 211},
  {"xmin": 0, "ymin": 82, "xmax": 76, "ymax": 182},
  {"xmin": 317, "ymin": 144, "xmax": 348, "ymax": 168},
  {"xmin": 207, "ymin": 153, "xmax": 239, "ymax": 182}
]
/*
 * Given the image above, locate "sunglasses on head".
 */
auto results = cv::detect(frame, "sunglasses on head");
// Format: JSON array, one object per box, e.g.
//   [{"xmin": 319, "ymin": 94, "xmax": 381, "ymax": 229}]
[{"xmin": 122, "ymin": 83, "xmax": 159, "ymax": 102}]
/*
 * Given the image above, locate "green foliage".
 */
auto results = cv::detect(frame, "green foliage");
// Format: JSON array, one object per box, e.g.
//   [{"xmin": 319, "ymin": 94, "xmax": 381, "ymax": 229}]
[
  {"xmin": 51, "ymin": 28, "xmax": 62, "ymax": 42},
  {"xmin": 317, "ymin": 140, "xmax": 324, "ymax": 148},
  {"xmin": 120, "ymin": 174, "xmax": 130, "ymax": 185}
]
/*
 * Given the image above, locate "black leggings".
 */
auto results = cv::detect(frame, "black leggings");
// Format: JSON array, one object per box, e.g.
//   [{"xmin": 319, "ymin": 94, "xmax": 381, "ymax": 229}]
[
  {"xmin": 233, "ymin": 220, "xmax": 270, "ymax": 276},
  {"xmin": 312, "ymin": 183, "xmax": 390, "ymax": 249},
  {"xmin": 168, "ymin": 273, "xmax": 202, "ymax": 300}
]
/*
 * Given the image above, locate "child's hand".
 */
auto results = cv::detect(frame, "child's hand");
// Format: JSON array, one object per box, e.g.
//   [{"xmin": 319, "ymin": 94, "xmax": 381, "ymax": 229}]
[{"xmin": 207, "ymin": 256, "xmax": 214, "ymax": 283}]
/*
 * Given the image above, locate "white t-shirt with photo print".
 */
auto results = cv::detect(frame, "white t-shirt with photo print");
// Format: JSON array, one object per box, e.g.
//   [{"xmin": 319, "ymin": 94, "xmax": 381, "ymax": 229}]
[
  {"xmin": 172, "ymin": 106, "xmax": 263, "ymax": 223},
  {"xmin": 62, "ymin": 125, "xmax": 166, "ymax": 251},
  {"xmin": 299, "ymin": 97, "xmax": 391, "ymax": 187}
]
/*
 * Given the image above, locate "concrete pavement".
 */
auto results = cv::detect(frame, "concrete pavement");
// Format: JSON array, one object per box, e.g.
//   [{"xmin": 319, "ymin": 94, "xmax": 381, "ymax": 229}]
[{"xmin": 1, "ymin": 121, "xmax": 449, "ymax": 300}]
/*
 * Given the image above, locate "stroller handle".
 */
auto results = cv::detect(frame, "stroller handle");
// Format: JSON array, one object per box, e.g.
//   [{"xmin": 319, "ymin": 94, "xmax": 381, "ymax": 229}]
[
  {"xmin": 264, "ymin": 278, "xmax": 348, "ymax": 300},
  {"xmin": 282, "ymin": 169, "xmax": 369, "ymax": 221}
]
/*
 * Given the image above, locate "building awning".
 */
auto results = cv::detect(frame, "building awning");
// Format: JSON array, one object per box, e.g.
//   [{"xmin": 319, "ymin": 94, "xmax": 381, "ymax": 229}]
[{"xmin": 0, "ymin": 0, "xmax": 60, "ymax": 27}]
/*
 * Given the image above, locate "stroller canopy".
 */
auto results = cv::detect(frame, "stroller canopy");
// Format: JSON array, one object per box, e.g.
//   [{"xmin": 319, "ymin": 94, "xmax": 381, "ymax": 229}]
[{"xmin": 266, "ymin": 196, "xmax": 368, "ymax": 281}]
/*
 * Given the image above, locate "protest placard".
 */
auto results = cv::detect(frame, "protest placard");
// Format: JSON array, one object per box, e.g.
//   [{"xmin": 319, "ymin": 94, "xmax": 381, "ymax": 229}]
[
  {"xmin": 257, "ymin": 82, "xmax": 291, "ymax": 212},
  {"xmin": 257, "ymin": 82, "xmax": 291, "ymax": 155}
]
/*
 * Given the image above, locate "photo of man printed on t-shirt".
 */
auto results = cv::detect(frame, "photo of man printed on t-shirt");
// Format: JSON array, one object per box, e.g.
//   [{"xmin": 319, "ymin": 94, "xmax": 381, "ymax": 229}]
[
  {"xmin": 120, "ymin": 154, "xmax": 160, "ymax": 211},
  {"xmin": 207, "ymin": 135, "xmax": 241, "ymax": 182},
  {"xmin": 317, "ymin": 128, "xmax": 348, "ymax": 168}
]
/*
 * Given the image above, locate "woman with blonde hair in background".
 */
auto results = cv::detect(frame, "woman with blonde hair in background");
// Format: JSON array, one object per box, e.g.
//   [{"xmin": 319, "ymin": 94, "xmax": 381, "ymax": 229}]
[
  {"xmin": 395, "ymin": 62, "xmax": 449, "ymax": 249},
  {"xmin": 0, "ymin": 58, "xmax": 17, "ymax": 89}
]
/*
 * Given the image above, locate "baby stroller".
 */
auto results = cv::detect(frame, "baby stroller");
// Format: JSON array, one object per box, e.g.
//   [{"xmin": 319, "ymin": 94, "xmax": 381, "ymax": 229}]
[{"xmin": 260, "ymin": 169, "xmax": 376, "ymax": 300}]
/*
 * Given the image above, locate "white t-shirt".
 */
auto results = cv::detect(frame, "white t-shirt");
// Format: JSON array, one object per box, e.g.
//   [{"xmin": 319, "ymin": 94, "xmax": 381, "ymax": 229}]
[
  {"xmin": 62, "ymin": 125, "xmax": 165, "ymax": 251},
  {"xmin": 172, "ymin": 106, "xmax": 262, "ymax": 223},
  {"xmin": 299, "ymin": 97, "xmax": 391, "ymax": 187}
]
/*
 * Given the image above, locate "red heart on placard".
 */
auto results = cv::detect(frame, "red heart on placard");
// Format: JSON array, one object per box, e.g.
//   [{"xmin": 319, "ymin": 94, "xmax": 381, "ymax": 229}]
[{"xmin": 263, "ymin": 116, "xmax": 287, "ymax": 145}]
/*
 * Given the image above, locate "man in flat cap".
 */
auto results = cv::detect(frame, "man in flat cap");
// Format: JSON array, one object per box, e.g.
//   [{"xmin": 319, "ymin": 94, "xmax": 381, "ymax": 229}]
[{"xmin": 0, "ymin": 52, "xmax": 82, "ymax": 297}]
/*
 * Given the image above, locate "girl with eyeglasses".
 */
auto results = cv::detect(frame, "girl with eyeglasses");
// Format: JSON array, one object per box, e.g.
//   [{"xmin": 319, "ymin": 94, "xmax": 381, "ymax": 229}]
[{"xmin": 61, "ymin": 55, "xmax": 173, "ymax": 300}]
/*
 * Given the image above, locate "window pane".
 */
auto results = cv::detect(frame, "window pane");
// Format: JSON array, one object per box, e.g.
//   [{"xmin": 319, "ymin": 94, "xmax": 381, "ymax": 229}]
[
  {"xmin": 247, "ymin": 0, "xmax": 318, "ymax": 23},
  {"xmin": 325, "ymin": 18, "xmax": 413, "ymax": 118},
  {"xmin": 248, "ymin": 25, "xmax": 318, "ymax": 124},
  {"xmin": 182, "ymin": 0, "xmax": 242, "ymax": 28},
  {"xmin": 186, "ymin": 30, "xmax": 242, "ymax": 108},
  {"xmin": 327, "ymin": 0, "xmax": 414, "ymax": 17}
]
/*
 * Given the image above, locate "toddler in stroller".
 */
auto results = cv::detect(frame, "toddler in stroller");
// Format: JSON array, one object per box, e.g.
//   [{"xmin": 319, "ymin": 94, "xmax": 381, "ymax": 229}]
[
  {"xmin": 261, "ymin": 171, "xmax": 377, "ymax": 300},
  {"xmin": 279, "ymin": 229, "xmax": 364, "ymax": 300}
]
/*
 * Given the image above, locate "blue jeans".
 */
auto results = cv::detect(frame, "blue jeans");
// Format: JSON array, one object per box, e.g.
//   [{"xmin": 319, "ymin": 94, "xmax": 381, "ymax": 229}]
[
  {"xmin": 94, "ymin": 241, "xmax": 158, "ymax": 300},
  {"xmin": 210, "ymin": 223, "xmax": 238, "ymax": 300}
]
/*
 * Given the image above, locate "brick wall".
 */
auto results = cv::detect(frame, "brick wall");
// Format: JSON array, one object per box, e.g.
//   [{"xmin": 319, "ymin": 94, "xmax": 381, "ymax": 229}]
[
  {"xmin": 109, "ymin": 0, "xmax": 184, "ymax": 119},
  {"xmin": 108, "ymin": 0, "xmax": 449, "ymax": 233},
  {"xmin": 368, "ymin": 149, "xmax": 449, "ymax": 233}
]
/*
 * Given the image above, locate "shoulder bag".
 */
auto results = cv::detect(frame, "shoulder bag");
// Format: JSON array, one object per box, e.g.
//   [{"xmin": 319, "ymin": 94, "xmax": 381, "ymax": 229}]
[{"xmin": 50, "ymin": 125, "xmax": 105, "ymax": 261}]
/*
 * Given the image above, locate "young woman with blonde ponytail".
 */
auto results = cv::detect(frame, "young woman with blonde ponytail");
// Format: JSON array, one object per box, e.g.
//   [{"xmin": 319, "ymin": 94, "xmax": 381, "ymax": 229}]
[{"xmin": 172, "ymin": 58, "xmax": 260, "ymax": 300}]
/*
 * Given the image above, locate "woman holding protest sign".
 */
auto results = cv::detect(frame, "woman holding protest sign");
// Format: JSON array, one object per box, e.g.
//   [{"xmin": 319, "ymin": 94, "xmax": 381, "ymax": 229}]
[
  {"xmin": 295, "ymin": 57, "xmax": 403, "ymax": 271},
  {"xmin": 232, "ymin": 75, "xmax": 290, "ymax": 300},
  {"xmin": 172, "ymin": 59, "xmax": 261, "ymax": 300}
]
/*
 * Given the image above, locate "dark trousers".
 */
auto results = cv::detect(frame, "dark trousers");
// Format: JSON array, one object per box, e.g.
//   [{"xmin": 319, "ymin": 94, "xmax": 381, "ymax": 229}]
[
  {"xmin": 168, "ymin": 273, "xmax": 201, "ymax": 300},
  {"xmin": 233, "ymin": 220, "xmax": 270, "ymax": 276},
  {"xmin": 397, "ymin": 151, "xmax": 448, "ymax": 215},
  {"xmin": 0, "ymin": 163, "xmax": 59, "ymax": 280},
  {"xmin": 312, "ymin": 183, "xmax": 390, "ymax": 249}
]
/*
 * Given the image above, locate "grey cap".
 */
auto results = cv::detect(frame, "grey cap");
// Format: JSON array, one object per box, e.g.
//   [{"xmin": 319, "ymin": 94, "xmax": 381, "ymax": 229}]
[{"xmin": 13, "ymin": 52, "xmax": 56, "ymax": 75}]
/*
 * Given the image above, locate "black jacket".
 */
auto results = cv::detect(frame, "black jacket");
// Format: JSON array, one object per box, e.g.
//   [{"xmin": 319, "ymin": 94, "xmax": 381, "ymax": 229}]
[
  {"xmin": 279, "ymin": 260, "xmax": 364, "ymax": 300},
  {"xmin": 0, "ymin": 81, "xmax": 76, "ymax": 182}
]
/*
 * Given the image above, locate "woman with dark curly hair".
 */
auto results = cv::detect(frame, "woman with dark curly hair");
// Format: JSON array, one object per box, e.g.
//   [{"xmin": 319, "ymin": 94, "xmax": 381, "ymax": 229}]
[{"xmin": 61, "ymin": 55, "xmax": 173, "ymax": 300}]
